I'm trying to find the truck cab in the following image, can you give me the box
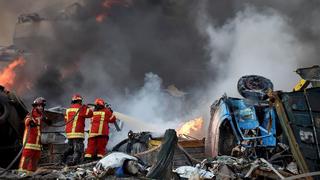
[206,66,320,175]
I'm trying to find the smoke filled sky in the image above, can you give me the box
[0,0,320,136]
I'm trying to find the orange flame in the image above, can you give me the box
[0,57,25,89]
[96,0,131,23]
[102,0,116,8]
[176,117,204,137]
[96,13,107,22]
[102,0,130,8]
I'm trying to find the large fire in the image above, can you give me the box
[176,117,204,138]
[96,0,131,23]
[0,57,25,89]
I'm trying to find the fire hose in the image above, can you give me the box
[0,126,30,176]
[46,105,84,127]
[0,104,118,175]
[43,104,121,146]
[0,106,83,175]
[46,104,120,131]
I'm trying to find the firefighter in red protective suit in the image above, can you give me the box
[61,94,93,165]
[84,98,116,161]
[19,97,46,174]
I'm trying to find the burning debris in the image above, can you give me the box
[7,68,320,179]
[1,0,320,179]
[0,57,25,89]
[176,117,204,139]
[95,0,131,23]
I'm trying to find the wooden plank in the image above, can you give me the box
[178,139,205,148]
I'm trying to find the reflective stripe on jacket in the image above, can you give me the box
[65,103,93,139]
[89,108,116,138]
[23,109,42,151]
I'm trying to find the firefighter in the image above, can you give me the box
[84,98,116,161]
[62,94,93,165]
[19,97,46,174]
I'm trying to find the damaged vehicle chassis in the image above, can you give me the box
[206,95,278,159]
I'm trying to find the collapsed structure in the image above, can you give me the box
[205,65,320,179]
[0,66,319,179]
[0,1,320,179]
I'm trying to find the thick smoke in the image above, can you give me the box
[122,73,182,123]
[198,1,320,101]
[11,1,210,105]
[1,0,320,142]
[108,72,184,147]
[6,0,210,141]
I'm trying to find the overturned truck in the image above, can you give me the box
[0,86,28,168]
[206,65,320,178]
[1,66,320,179]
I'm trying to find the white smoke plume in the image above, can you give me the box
[108,72,184,147]
[198,4,319,100]
[1,1,320,147]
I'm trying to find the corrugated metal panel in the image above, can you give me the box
[281,88,320,172]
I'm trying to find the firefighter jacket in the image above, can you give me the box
[65,103,93,139]
[88,107,116,138]
[22,109,42,151]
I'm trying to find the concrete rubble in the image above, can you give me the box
[0,131,306,180]
[1,67,320,179]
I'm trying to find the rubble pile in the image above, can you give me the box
[0,145,301,180]
[0,67,320,179]
[0,130,305,180]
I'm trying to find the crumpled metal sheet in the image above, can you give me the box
[95,152,138,171]
[173,165,214,179]
[296,65,320,81]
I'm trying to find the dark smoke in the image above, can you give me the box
[1,0,320,137]
[11,1,211,107]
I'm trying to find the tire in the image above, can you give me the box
[218,122,236,155]
[7,92,28,119]
[237,75,273,101]
[6,106,24,138]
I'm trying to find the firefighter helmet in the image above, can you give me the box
[72,94,83,101]
[32,97,46,107]
[95,98,105,106]
[128,130,134,139]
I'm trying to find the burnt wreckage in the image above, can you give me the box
[206,65,320,178]
[0,67,319,179]
[1,4,320,178]
[0,86,28,168]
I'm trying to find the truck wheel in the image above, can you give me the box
[8,92,28,118]
[237,75,273,101]
[218,122,236,155]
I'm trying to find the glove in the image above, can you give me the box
[29,120,36,127]
[108,107,113,113]
[43,116,52,125]
[42,115,48,121]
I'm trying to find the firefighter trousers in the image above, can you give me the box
[85,135,108,158]
[19,149,41,173]
[61,138,84,165]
